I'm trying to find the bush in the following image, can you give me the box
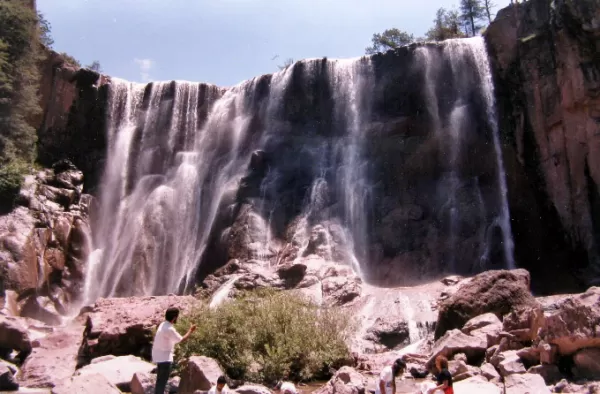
[175,289,353,384]
[0,159,26,207]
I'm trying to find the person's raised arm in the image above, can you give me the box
[179,324,196,343]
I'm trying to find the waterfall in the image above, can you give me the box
[84,38,514,300]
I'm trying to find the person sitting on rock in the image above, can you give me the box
[375,358,407,394]
[275,381,298,394]
[427,355,453,394]
[152,307,196,394]
[209,375,229,394]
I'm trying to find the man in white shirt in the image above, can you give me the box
[152,307,196,394]
[375,359,407,394]
[208,375,229,394]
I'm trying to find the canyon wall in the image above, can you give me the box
[23,0,600,297]
[486,0,600,291]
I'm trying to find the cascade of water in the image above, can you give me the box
[415,38,514,272]
[209,275,241,309]
[84,41,514,301]
[468,37,515,269]
[330,58,374,276]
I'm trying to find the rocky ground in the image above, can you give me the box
[0,268,598,393]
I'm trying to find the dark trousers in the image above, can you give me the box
[155,362,172,394]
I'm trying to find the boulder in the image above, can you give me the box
[0,316,32,357]
[19,323,84,388]
[453,365,481,382]
[538,287,600,355]
[130,372,180,394]
[427,329,487,369]
[74,355,154,392]
[516,347,540,367]
[502,306,545,342]
[234,384,272,394]
[528,364,563,385]
[0,360,19,391]
[434,269,538,339]
[179,356,224,394]
[82,295,195,359]
[504,373,551,394]
[448,360,468,376]
[453,376,502,394]
[462,313,502,334]
[19,297,62,326]
[469,323,502,349]
[364,317,409,349]
[537,341,558,365]
[572,347,600,380]
[494,350,527,377]
[480,363,500,381]
[51,373,120,394]
[313,366,366,394]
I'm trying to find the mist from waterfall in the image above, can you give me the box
[84,37,514,300]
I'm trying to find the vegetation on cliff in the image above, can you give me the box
[175,289,352,384]
[0,1,51,204]
[365,0,495,53]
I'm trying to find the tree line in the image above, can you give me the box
[365,0,496,54]
[0,0,102,206]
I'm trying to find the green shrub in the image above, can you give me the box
[175,289,353,384]
[0,159,26,207]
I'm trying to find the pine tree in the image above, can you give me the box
[483,0,496,23]
[426,8,466,41]
[460,0,486,36]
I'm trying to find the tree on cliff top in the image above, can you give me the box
[86,60,102,73]
[0,1,50,204]
[365,28,414,54]
[426,8,466,41]
[460,0,486,36]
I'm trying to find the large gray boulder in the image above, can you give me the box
[73,355,154,392]
[313,366,366,394]
[51,373,120,394]
[179,356,224,394]
[435,269,538,339]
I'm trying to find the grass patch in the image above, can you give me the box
[175,289,353,384]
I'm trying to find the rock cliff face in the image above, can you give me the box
[36,51,109,192]
[0,161,92,324]
[486,0,600,290]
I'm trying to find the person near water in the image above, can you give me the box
[427,355,453,394]
[375,358,407,394]
[275,381,298,394]
[152,307,196,394]
[208,376,229,394]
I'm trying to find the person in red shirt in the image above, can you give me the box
[427,355,453,394]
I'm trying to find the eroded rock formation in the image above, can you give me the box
[0,161,92,323]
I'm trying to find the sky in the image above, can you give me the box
[37,0,511,87]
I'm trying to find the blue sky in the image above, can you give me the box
[38,0,511,87]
